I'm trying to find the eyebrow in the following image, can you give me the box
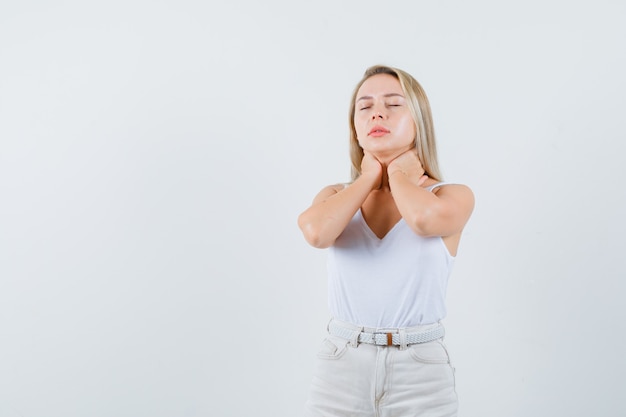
[356,93,405,102]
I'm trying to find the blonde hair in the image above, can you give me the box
[348,65,442,181]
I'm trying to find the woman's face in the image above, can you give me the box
[354,74,416,162]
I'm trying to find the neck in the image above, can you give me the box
[373,168,391,191]
[370,145,413,166]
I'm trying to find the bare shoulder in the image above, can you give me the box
[312,182,349,204]
[432,182,472,195]
[433,183,474,210]
[422,178,473,203]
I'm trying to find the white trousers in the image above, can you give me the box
[304,321,458,417]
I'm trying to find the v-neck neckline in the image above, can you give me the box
[357,208,404,241]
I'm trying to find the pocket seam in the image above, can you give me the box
[316,336,349,360]
[408,340,450,364]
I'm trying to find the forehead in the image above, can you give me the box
[357,73,404,97]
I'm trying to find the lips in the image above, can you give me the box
[368,125,390,137]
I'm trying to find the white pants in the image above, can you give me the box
[304,321,458,417]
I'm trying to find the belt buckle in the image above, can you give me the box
[373,332,394,346]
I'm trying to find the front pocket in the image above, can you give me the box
[316,335,349,360]
[408,340,450,364]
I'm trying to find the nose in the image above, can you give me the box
[371,111,384,120]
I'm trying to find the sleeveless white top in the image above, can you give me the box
[327,183,455,328]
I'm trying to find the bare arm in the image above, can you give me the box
[298,155,381,248]
[387,150,474,237]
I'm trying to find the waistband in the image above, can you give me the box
[327,318,445,349]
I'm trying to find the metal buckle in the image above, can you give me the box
[373,332,394,346]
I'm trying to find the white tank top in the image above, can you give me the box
[327,183,455,328]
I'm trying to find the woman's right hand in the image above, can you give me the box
[298,152,383,248]
[361,151,383,190]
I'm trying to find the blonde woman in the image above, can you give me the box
[298,65,474,417]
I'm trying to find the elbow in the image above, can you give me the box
[298,215,333,249]
[301,225,333,248]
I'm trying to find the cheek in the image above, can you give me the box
[397,117,416,140]
[354,117,368,137]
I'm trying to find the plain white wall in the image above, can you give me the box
[1,1,625,416]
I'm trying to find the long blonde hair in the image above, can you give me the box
[348,65,442,181]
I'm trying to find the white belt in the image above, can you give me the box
[328,320,444,346]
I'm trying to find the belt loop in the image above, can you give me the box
[349,327,360,347]
[398,329,408,350]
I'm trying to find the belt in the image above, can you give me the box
[328,319,444,346]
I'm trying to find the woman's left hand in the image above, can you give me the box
[387,149,426,183]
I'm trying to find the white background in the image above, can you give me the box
[1,1,625,416]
